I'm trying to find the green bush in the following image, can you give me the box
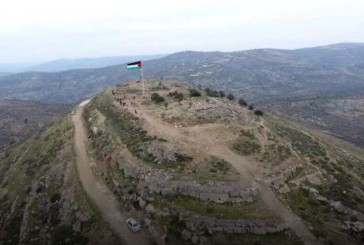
[50,192,61,203]
[239,99,248,106]
[151,93,165,103]
[227,93,235,100]
[254,110,264,116]
[189,88,201,97]
[168,91,184,101]
[205,88,222,97]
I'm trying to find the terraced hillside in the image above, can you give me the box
[0,117,118,244]
[80,80,364,244]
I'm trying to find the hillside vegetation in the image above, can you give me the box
[0,117,118,244]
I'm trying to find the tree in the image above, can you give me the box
[151,93,165,103]
[205,88,222,97]
[227,93,235,100]
[189,88,201,97]
[254,110,264,116]
[248,105,254,110]
[219,91,225,97]
[238,99,247,106]
[168,91,183,102]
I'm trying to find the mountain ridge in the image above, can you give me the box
[0,54,167,73]
[1,42,364,104]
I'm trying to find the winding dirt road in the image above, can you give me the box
[72,100,151,245]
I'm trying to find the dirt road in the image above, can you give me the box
[72,101,151,245]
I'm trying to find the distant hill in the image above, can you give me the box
[25,54,167,72]
[0,63,31,73]
[0,54,167,73]
[1,42,363,104]
[0,72,11,78]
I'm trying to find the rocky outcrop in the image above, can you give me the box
[304,186,364,233]
[161,98,256,126]
[147,141,177,164]
[266,164,303,189]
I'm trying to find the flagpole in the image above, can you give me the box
[141,66,145,96]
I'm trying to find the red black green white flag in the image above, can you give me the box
[126,61,142,70]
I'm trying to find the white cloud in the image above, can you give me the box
[0,0,363,62]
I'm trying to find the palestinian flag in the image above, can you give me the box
[126,61,142,70]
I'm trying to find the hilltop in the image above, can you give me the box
[1,80,364,244]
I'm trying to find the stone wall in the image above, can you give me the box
[176,211,286,243]
[119,158,256,203]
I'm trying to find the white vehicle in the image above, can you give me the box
[126,218,141,232]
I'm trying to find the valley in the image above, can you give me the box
[0,99,70,150]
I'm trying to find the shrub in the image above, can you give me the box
[168,91,184,101]
[189,89,201,97]
[151,93,165,103]
[227,93,235,100]
[254,110,264,116]
[204,88,226,97]
[238,99,247,106]
[248,105,254,110]
[50,192,61,203]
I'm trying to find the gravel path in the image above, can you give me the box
[72,100,151,245]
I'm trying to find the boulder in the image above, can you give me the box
[191,236,199,244]
[138,197,146,208]
[146,204,156,214]
[181,229,192,241]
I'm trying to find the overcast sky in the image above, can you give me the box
[1,0,363,63]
